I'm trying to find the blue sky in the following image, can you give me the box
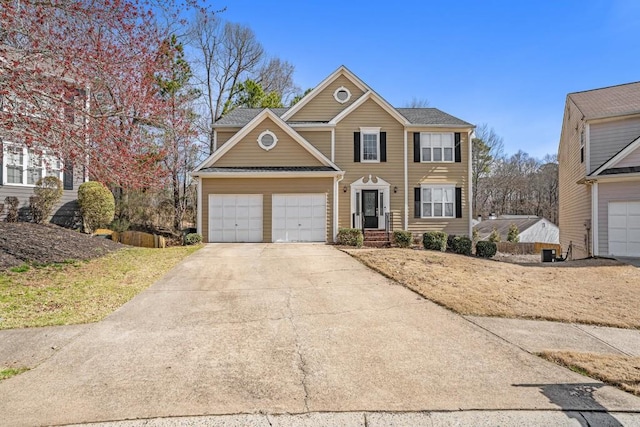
[216,0,640,160]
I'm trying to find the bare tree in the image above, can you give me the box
[403,97,430,108]
[472,124,504,216]
[256,57,298,105]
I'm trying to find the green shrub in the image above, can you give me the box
[393,230,413,248]
[78,182,115,233]
[4,196,19,222]
[337,228,363,248]
[423,231,447,251]
[488,227,501,243]
[110,217,130,232]
[507,223,520,243]
[29,176,63,224]
[451,236,472,256]
[476,241,497,258]
[184,233,202,245]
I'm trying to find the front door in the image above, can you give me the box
[362,190,379,229]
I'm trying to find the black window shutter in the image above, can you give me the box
[454,132,461,163]
[414,187,421,218]
[413,133,420,162]
[380,132,387,162]
[63,160,74,190]
[455,187,462,218]
[353,132,361,162]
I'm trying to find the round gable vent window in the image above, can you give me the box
[257,130,278,151]
[333,86,351,104]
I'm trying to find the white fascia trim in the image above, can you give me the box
[406,124,474,130]
[281,65,368,121]
[331,128,335,163]
[585,123,590,174]
[192,171,344,179]
[591,134,640,176]
[213,129,217,152]
[197,177,202,236]
[403,130,408,230]
[468,129,474,238]
[289,123,335,130]
[330,91,410,126]
[592,182,598,256]
[590,172,640,182]
[194,109,340,172]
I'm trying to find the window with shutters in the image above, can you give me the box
[420,132,454,162]
[2,142,63,186]
[421,185,455,218]
[360,127,380,163]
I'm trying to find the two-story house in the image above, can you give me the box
[191,66,474,243]
[559,82,640,259]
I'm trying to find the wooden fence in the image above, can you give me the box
[495,242,561,255]
[95,229,166,248]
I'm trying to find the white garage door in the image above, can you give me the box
[209,194,263,243]
[608,201,640,257]
[272,194,326,243]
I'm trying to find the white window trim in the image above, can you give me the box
[333,86,351,104]
[420,132,455,163]
[360,127,380,163]
[1,142,63,187]
[257,129,278,151]
[420,184,456,219]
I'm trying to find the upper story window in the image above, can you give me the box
[2,142,63,186]
[257,130,278,151]
[333,86,351,104]
[360,127,380,162]
[421,132,454,162]
[422,185,455,218]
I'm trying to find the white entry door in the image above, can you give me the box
[608,201,640,256]
[272,194,326,242]
[209,194,263,242]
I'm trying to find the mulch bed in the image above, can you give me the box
[0,222,123,270]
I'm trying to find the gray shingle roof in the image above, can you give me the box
[214,108,288,126]
[198,166,338,173]
[569,82,640,120]
[395,108,472,126]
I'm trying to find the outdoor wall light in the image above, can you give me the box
[343,186,347,193]
[394,186,398,193]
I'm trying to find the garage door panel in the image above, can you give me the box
[272,194,326,243]
[609,203,627,215]
[209,194,263,243]
[629,203,640,215]
[608,201,640,257]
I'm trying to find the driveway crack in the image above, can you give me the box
[286,289,310,412]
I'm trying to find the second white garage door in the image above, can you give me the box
[609,201,640,257]
[272,194,326,242]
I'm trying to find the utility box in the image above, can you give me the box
[541,249,556,263]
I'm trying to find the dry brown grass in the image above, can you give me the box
[540,351,640,396]
[345,248,640,328]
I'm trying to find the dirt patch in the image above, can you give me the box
[345,247,640,329]
[540,351,640,397]
[0,223,122,270]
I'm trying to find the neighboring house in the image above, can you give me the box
[474,215,559,244]
[559,81,640,258]
[191,66,474,243]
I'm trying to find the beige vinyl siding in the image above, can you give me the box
[216,131,237,149]
[407,130,470,236]
[290,75,365,122]
[201,177,334,243]
[559,98,591,259]
[214,118,325,167]
[333,98,405,230]
[597,180,640,256]
[615,144,640,168]
[297,130,332,160]
[590,116,640,172]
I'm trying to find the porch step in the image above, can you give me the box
[363,230,391,247]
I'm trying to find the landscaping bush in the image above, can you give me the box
[393,230,413,248]
[337,228,363,248]
[507,223,520,243]
[184,233,202,245]
[446,234,457,250]
[78,182,115,233]
[110,217,130,232]
[476,240,497,258]
[29,176,63,224]
[4,196,19,223]
[451,236,472,256]
[488,227,501,243]
[423,231,447,251]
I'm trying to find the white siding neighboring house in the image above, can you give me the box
[474,216,559,244]
[558,81,640,259]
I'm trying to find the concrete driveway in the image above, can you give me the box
[2,244,640,426]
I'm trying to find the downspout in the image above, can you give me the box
[591,181,598,257]
[331,128,335,163]
[468,129,474,237]
[197,176,203,238]
[334,173,345,242]
[403,129,408,230]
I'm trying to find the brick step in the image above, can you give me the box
[364,236,390,242]
[363,240,391,248]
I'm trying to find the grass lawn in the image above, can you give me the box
[346,248,640,328]
[540,351,640,397]
[0,245,201,329]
